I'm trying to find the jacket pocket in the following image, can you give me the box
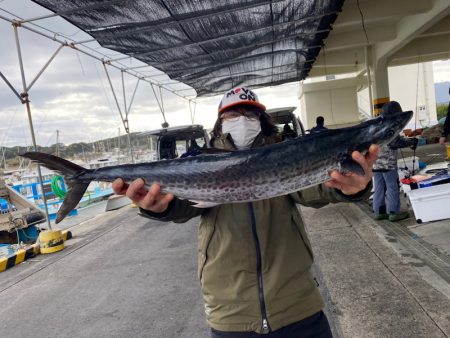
[292,208,314,261]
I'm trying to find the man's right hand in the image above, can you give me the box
[439,136,447,145]
[112,178,174,213]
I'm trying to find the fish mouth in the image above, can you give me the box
[381,110,413,123]
[356,110,413,148]
[378,110,413,130]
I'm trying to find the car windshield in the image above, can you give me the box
[176,137,206,155]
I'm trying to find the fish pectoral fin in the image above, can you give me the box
[339,156,365,176]
[189,200,220,208]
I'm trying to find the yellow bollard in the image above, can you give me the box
[38,230,65,254]
[446,145,450,160]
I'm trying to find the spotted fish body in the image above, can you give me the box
[21,110,412,223]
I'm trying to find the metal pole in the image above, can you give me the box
[56,130,60,157]
[127,131,134,163]
[365,46,374,116]
[0,71,24,102]
[103,64,134,163]
[117,128,121,164]
[126,79,142,164]
[127,78,141,114]
[26,44,64,92]
[102,63,125,123]
[13,22,52,229]
[0,14,191,101]
[1,147,6,169]
[121,70,127,120]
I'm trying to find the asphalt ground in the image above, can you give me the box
[400,142,448,167]
[1,208,209,338]
[304,202,450,338]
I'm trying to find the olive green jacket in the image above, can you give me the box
[140,133,371,333]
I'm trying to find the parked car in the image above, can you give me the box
[266,107,305,140]
[143,124,210,160]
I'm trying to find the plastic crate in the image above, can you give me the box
[407,183,450,223]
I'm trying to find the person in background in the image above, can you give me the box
[282,123,296,140]
[180,139,201,158]
[372,101,418,222]
[439,85,450,145]
[113,86,378,338]
[309,116,328,134]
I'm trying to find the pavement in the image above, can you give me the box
[1,206,209,338]
[0,174,449,337]
[304,202,450,338]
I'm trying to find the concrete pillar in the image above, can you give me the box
[371,60,390,116]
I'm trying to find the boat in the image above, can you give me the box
[0,173,46,265]
[4,165,114,221]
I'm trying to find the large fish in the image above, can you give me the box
[21,110,412,223]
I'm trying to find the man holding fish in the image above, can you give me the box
[23,85,412,337]
[112,87,380,337]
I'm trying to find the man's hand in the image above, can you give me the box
[439,136,446,145]
[325,144,379,195]
[112,178,174,213]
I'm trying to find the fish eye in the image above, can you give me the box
[386,129,394,137]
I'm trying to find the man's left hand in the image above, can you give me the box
[325,144,379,195]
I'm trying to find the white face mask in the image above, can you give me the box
[222,116,261,150]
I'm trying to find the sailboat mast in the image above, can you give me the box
[56,129,59,157]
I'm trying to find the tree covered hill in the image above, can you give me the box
[1,132,154,164]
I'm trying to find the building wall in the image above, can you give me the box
[299,77,361,129]
[299,62,437,130]
[388,62,437,128]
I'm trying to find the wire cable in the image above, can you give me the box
[356,0,370,45]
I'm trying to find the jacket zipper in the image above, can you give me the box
[248,203,270,333]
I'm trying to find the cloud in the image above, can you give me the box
[0,24,199,146]
[0,1,301,148]
[433,60,450,83]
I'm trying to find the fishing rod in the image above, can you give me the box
[399,57,423,178]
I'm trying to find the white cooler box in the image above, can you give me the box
[407,183,450,223]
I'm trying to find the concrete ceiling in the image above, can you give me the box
[310,0,450,77]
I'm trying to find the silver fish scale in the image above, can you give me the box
[20,112,413,224]
[80,111,413,205]
[153,143,340,203]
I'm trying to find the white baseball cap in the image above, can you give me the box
[218,87,266,113]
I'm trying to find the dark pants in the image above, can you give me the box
[210,311,333,338]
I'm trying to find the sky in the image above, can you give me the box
[1,1,449,148]
[0,1,300,148]
[433,60,450,83]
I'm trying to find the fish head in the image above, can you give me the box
[364,110,413,146]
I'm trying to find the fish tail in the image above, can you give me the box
[20,152,92,224]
